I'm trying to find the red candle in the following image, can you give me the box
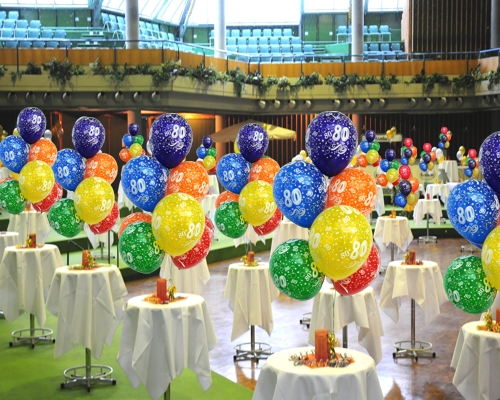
[247,251,254,263]
[315,329,329,362]
[82,250,91,268]
[157,278,167,302]
[29,233,36,248]
[426,193,431,200]
[496,308,500,323]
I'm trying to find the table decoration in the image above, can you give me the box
[15,243,44,249]
[143,279,187,305]
[477,311,500,332]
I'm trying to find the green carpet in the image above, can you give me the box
[0,313,253,400]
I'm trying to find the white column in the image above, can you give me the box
[351,0,364,62]
[214,0,226,58]
[126,0,140,49]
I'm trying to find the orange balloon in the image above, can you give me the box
[446,133,452,142]
[119,148,131,163]
[118,212,152,238]
[408,177,420,193]
[215,190,239,208]
[325,168,377,218]
[166,161,210,202]
[249,158,280,184]
[28,139,57,166]
[84,153,118,184]
[357,154,368,168]
[430,151,436,162]
[376,174,388,187]
[411,146,417,157]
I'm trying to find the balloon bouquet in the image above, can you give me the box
[270,112,380,301]
[196,136,217,173]
[456,146,479,179]
[119,122,145,162]
[356,130,381,168]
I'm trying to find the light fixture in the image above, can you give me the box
[273,100,281,109]
[332,99,341,109]
[62,92,71,103]
[483,95,491,105]
[43,92,53,102]
[363,99,372,108]
[348,99,356,108]
[96,92,107,102]
[455,97,463,107]
[25,91,35,103]
[151,91,161,102]
[258,100,266,109]
[377,98,387,108]
[424,97,432,107]
[304,100,312,108]
[7,92,17,102]
[438,97,447,106]
[408,98,417,107]
[288,99,296,108]
[115,91,124,102]
[133,91,142,102]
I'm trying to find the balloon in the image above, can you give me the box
[47,199,83,238]
[468,159,476,169]
[430,151,436,162]
[478,133,500,192]
[202,155,216,171]
[84,153,118,184]
[423,143,432,152]
[236,123,269,163]
[196,146,207,159]
[357,155,368,167]
[28,139,57,166]
[234,141,240,154]
[395,193,407,207]
[309,205,372,281]
[270,239,325,301]
[333,244,380,296]
[249,157,280,185]
[72,116,105,159]
[253,207,282,235]
[216,153,251,194]
[74,177,114,225]
[360,141,371,153]
[403,148,412,158]
[122,155,168,212]
[444,255,496,314]
[386,169,399,183]
[385,149,395,162]
[400,157,408,166]
[438,142,444,149]
[209,160,218,174]
[17,107,46,144]
[409,156,416,165]
[123,134,134,148]
[422,153,431,163]
[202,135,213,149]
[408,177,419,193]
[129,143,142,158]
[214,200,248,239]
[365,149,379,164]
[444,141,450,149]
[238,180,275,226]
[399,180,412,196]
[468,149,477,158]
[32,182,63,212]
[128,122,140,136]
[372,155,381,167]
[215,190,239,208]
[119,148,131,163]
[428,161,435,171]
[472,168,479,178]
[118,212,152,238]
[0,135,29,173]
[440,135,448,143]
[133,135,144,145]
[407,192,418,206]
[441,127,448,134]
[207,147,216,158]
[419,161,428,172]
[459,146,466,154]
[119,221,164,274]
[19,160,54,203]
[399,165,411,180]
[152,193,205,256]
[52,149,86,191]
[446,133,452,142]
[369,142,380,152]
[325,168,377,218]
[376,174,388,187]
[0,179,26,214]
[89,201,119,234]
[380,160,390,172]
[365,130,376,143]
[403,138,413,147]
[166,161,209,202]
[481,227,500,290]
[305,111,358,177]
[172,216,214,269]
[273,160,327,228]
[447,180,500,247]
[149,114,193,169]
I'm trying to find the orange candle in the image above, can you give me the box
[29,233,36,248]
[426,193,431,200]
[82,250,91,268]
[247,251,254,263]
[496,308,500,323]
[157,278,167,302]
[315,329,329,362]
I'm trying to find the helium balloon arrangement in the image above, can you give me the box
[419,142,435,174]
[119,123,144,162]
[357,130,381,168]
[456,146,479,178]
[437,126,452,151]
[196,136,217,173]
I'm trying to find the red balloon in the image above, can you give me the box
[172,216,214,269]
[32,182,63,212]
[468,149,477,158]
[393,177,401,186]
[441,126,448,134]
[216,191,239,208]
[89,202,119,234]
[423,143,432,153]
[118,212,152,238]
[253,208,282,235]
[399,165,411,180]
[333,244,381,295]
[208,161,218,174]
[403,138,413,147]
[372,155,381,167]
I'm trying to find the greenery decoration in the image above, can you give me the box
[486,67,500,90]
[277,76,292,91]
[187,63,220,86]
[10,61,41,83]
[379,73,399,91]
[406,69,451,93]
[452,65,482,93]
[295,72,323,89]
[42,58,84,86]
[151,59,183,87]
[90,58,152,85]
[0,65,6,77]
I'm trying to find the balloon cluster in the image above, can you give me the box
[196,136,217,173]
[386,126,397,141]
[399,137,418,167]
[456,146,479,178]
[119,123,144,162]
[419,142,436,173]
[357,130,380,167]
[437,126,452,151]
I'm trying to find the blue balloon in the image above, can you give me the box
[441,135,448,143]
[385,149,396,162]
[196,146,208,159]
[273,160,327,228]
[395,193,407,208]
[17,107,46,144]
[149,113,193,169]
[438,142,445,149]
[237,123,269,163]
[422,153,431,163]
[122,155,169,212]
[123,134,134,149]
[72,116,105,159]
[400,157,409,166]
[216,153,251,194]
[52,149,86,191]
[468,159,476,169]
[403,148,412,158]
[419,161,428,172]
[0,136,29,173]
[447,180,500,246]
[202,136,213,149]
[305,111,358,177]
[365,130,376,143]
[464,168,473,177]
[479,132,500,192]
[380,159,390,172]
[399,180,412,196]
[360,140,371,153]
[128,122,140,136]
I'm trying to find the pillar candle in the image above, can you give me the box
[247,251,254,263]
[157,278,167,302]
[29,233,36,248]
[315,329,329,362]
[82,250,91,268]
[496,308,500,323]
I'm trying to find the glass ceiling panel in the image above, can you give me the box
[2,0,87,5]
[157,0,186,24]
[368,0,403,12]
[304,0,350,12]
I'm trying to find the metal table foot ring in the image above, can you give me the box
[300,312,311,328]
[393,339,435,361]
[10,327,54,348]
[233,342,272,362]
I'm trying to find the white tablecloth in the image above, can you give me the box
[373,216,413,253]
[201,194,218,219]
[224,262,280,341]
[118,181,134,211]
[0,232,20,261]
[253,346,384,400]
[270,221,310,254]
[117,294,217,400]
[234,225,266,248]
[425,184,450,205]
[375,185,385,216]
[0,244,63,326]
[307,284,384,364]
[439,160,459,182]
[7,211,51,244]
[46,265,128,359]
[446,182,460,194]
[209,175,219,195]
[451,321,500,400]
[379,260,447,325]
[0,167,11,179]
[413,198,443,226]
[159,255,210,295]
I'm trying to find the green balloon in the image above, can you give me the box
[444,255,497,314]
[133,135,144,145]
[270,239,324,301]
[0,179,26,214]
[390,160,401,170]
[48,199,83,238]
[214,200,247,239]
[420,151,426,158]
[119,221,164,274]
[207,147,216,157]
[370,142,380,152]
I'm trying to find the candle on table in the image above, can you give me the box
[157,278,167,302]
[315,329,329,362]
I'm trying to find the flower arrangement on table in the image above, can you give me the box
[68,250,101,270]
[402,250,423,265]
[144,278,187,304]
[16,233,43,249]
[477,310,500,333]
[241,251,259,266]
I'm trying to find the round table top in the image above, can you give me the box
[387,260,438,269]
[5,243,58,253]
[228,261,270,271]
[127,293,205,310]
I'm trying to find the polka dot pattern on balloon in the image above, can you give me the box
[479,131,500,193]
[84,153,118,184]
[214,200,248,239]
[47,199,83,238]
[28,139,57,166]
[166,161,210,202]
[72,116,105,159]
[17,107,46,144]
[0,136,30,173]
[236,123,269,163]
[249,157,280,185]
[74,177,115,225]
[52,149,86,191]
[216,153,251,195]
[238,180,276,226]
[19,160,55,203]
[0,179,26,214]
[480,226,500,290]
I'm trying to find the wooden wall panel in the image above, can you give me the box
[302,63,344,77]
[345,62,383,76]
[424,60,471,75]
[259,64,302,78]
[69,49,115,65]
[479,56,499,73]
[116,50,163,65]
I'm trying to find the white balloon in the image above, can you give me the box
[146,140,152,155]
[43,129,52,140]
[457,151,463,161]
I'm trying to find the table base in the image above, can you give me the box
[233,325,272,363]
[393,339,435,361]
[460,244,479,253]
[299,312,311,328]
[60,348,116,392]
[418,214,437,244]
[10,314,54,349]
[380,243,396,275]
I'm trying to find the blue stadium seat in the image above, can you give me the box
[241,29,251,37]
[33,29,51,48]
[368,25,379,41]
[291,36,301,45]
[391,42,402,52]
[269,37,279,45]
[29,20,41,29]
[336,26,347,42]
[117,16,125,26]
[252,28,261,37]
[272,28,282,37]
[303,44,313,54]
[369,43,379,52]
[262,28,272,37]
[380,25,391,41]
[270,44,280,54]
[380,43,390,52]
[363,43,368,52]
[8,11,19,20]
[260,36,269,46]
[283,28,292,37]
[248,37,258,45]
[109,14,117,24]
[227,37,237,46]
[227,44,237,53]
[16,20,28,29]
[3,20,16,29]
[247,44,259,54]
[0,11,6,20]
[282,36,291,45]
[292,44,302,53]
[102,13,110,29]
[231,29,240,37]
[56,28,70,48]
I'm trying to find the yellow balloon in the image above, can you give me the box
[407,192,418,206]
[234,141,240,154]
[309,205,372,281]
[444,141,450,149]
[459,146,466,154]
[129,143,142,158]
[386,129,394,139]
[152,193,205,256]
[13,128,19,136]
[203,155,216,170]
[349,156,357,166]
[404,204,415,212]
[481,227,500,290]
[19,160,54,203]
[366,149,379,164]
[409,157,416,165]
[428,161,435,171]
[386,168,399,183]
[300,150,307,158]
[74,177,114,225]
[391,126,397,134]
[0,160,3,167]
[10,171,19,180]
[305,157,312,163]
[238,180,275,226]
[472,168,479,178]
[438,156,445,164]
